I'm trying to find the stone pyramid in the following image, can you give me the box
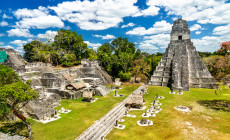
[149,19,217,91]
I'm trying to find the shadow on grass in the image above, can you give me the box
[0,121,28,137]
[197,100,230,112]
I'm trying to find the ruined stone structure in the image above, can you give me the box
[0,49,110,121]
[149,19,217,91]
[0,48,26,76]
[81,59,113,83]
[77,84,147,140]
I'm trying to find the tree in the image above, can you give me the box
[60,54,77,67]
[132,59,150,80]
[0,65,19,86]
[0,65,39,139]
[23,40,45,62]
[87,49,98,60]
[217,41,230,56]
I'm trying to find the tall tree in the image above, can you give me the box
[0,65,39,139]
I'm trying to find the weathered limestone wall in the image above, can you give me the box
[77,84,146,140]
[81,59,113,83]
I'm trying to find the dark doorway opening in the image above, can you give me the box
[178,35,182,40]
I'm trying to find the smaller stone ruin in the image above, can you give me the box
[126,84,148,109]
[137,119,153,126]
[114,78,122,86]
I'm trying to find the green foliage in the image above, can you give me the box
[0,65,19,87]
[0,65,39,118]
[87,49,98,60]
[23,29,88,66]
[198,52,214,58]
[203,55,230,82]
[60,54,76,67]
[0,121,29,137]
[0,81,39,116]
[118,71,132,81]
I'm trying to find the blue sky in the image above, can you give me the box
[0,0,230,54]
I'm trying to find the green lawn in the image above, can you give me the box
[106,86,230,140]
[31,84,140,140]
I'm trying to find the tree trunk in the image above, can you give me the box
[12,109,33,139]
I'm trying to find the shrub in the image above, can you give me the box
[118,71,132,81]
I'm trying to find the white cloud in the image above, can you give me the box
[3,13,12,19]
[138,34,170,53]
[190,24,203,31]
[14,6,48,19]
[0,45,14,49]
[37,30,57,42]
[133,6,160,17]
[15,47,24,53]
[15,15,64,29]
[213,24,230,35]
[93,34,116,40]
[50,0,139,30]
[126,20,172,35]
[0,21,8,26]
[7,28,33,38]
[148,0,230,24]
[195,31,201,35]
[138,42,159,50]
[10,40,28,47]
[14,6,64,29]
[84,41,101,50]
[121,22,135,28]
[192,34,230,52]
[0,42,4,45]
[0,33,5,37]
[143,34,170,47]
[27,39,33,42]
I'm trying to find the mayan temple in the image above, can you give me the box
[149,19,217,91]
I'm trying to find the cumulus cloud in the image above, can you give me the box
[0,21,8,26]
[14,6,64,29]
[195,31,201,35]
[15,47,24,53]
[14,6,48,19]
[84,41,101,50]
[50,0,139,30]
[3,13,12,19]
[93,34,116,40]
[190,24,203,31]
[121,22,135,28]
[0,42,4,45]
[10,40,28,47]
[0,45,14,49]
[192,34,230,52]
[143,34,170,47]
[148,0,230,24]
[133,5,160,17]
[126,20,172,35]
[138,42,159,50]
[213,24,230,35]
[7,28,33,38]
[37,30,58,42]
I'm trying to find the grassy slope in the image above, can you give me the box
[31,84,140,140]
[106,86,230,140]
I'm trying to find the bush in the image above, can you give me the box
[60,54,76,67]
[118,71,132,81]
